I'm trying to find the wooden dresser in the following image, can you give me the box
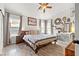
[16,36,24,44]
[65,42,75,56]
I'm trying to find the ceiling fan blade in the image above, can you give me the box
[39,3,42,5]
[38,6,42,9]
[45,3,48,5]
[39,3,48,5]
[47,6,52,8]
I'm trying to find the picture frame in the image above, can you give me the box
[28,17,37,26]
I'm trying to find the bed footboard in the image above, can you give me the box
[24,38,57,53]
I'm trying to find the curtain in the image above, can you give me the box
[39,20,41,33]
[5,12,10,45]
[51,19,53,34]
[44,20,47,34]
[18,16,22,35]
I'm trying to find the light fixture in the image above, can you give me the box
[38,3,52,13]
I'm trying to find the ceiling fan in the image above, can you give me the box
[38,3,52,13]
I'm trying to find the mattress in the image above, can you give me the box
[23,34,57,44]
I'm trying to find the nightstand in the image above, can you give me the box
[16,36,24,44]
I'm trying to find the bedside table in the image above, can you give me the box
[65,42,75,56]
[16,36,24,44]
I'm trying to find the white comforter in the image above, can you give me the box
[23,34,57,44]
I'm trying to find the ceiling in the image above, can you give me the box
[4,3,75,19]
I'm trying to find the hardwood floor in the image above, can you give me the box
[2,43,64,56]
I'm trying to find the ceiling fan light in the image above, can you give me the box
[43,6,46,9]
[38,3,52,13]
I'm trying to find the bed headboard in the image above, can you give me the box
[20,30,39,35]
[30,30,39,35]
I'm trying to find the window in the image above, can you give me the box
[41,20,45,34]
[41,20,51,34]
[37,19,40,30]
[47,20,51,34]
[40,20,52,34]
[9,14,20,36]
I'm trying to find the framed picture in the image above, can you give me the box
[28,17,37,26]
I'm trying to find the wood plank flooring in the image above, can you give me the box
[2,43,64,56]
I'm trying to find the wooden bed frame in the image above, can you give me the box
[24,38,57,53]
[20,30,57,53]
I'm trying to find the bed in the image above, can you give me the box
[23,34,57,53]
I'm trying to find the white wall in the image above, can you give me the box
[0,4,4,54]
